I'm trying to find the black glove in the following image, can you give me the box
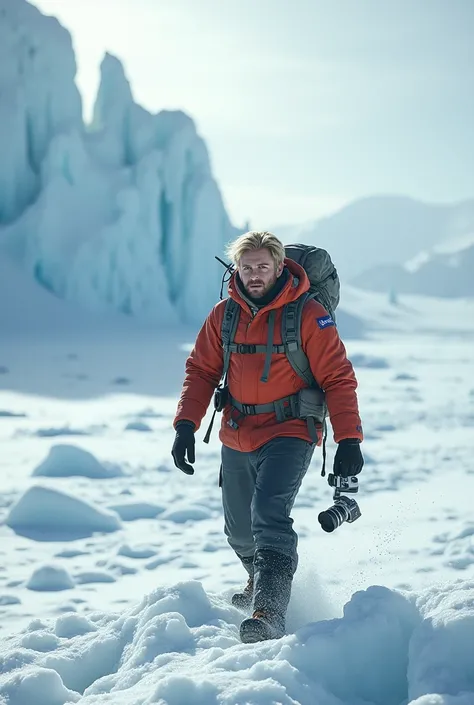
[172,421,196,475]
[333,438,364,478]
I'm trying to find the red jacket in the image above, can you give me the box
[174,258,363,452]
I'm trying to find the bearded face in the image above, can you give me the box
[238,248,283,298]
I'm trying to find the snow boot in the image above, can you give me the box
[231,554,254,609]
[231,575,254,609]
[239,549,293,643]
[239,609,285,642]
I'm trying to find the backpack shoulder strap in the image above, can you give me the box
[282,291,316,387]
[221,298,240,379]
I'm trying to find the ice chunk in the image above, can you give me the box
[0,0,239,326]
[5,485,122,540]
[32,444,123,479]
[108,502,165,521]
[26,565,75,592]
[0,0,82,225]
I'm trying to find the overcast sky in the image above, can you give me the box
[33,0,474,228]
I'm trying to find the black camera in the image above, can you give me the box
[318,474,361,533]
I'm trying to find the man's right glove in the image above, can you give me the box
[333,438,364,478]
[171,421,196,475]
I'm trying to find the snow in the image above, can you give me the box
[32,444,123,479]
[0,595,21,606]
[1,579,474,704]
[54,614,98,638]
[74,571,116,585]
[162,505,214,523]
[276,196,474,282]
[339,284,474,336]
[0,0,239,326]
[124,421,153,432]
[26,565,75,592]
[0,667,80,705]
[0,2,474,703]
[118,544,158,560]
[0,284,473,704]
[108,502,165,522]
[5,485,122,539]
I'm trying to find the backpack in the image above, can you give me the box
[204,244,339,470]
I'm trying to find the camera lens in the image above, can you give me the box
[318,503,349,533]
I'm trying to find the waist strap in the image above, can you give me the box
[229,393,299,422]
[228,392,320,447]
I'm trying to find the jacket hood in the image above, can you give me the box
[227,257,310,313]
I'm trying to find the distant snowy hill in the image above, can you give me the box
[274,196,474,285]
[0,0,239,325]
[351,233,474,298]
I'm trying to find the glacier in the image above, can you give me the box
[0,0,239,325]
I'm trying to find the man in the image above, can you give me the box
[172,231,363,643]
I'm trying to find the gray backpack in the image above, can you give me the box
[204,245,339,469]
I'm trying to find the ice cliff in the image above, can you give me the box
[0,0,238,325]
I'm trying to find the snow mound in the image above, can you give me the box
[117,544,158,559]
[134,408,163,419]
[26,565,75,592]
[31,427,89,438]
[108,501,165,521]
[5,485,122,540]
[350,353,390,369]
[0,595,21,606]
[32,444,123,479]
[54,614,97,639]
[73,571,116,585]
[0,578,472,704]
[0,667,80,705]
[124,421,152,432]
[162,505,212,523]
[430,523,474,571]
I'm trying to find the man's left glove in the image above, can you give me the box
[333,438,364,478]
[172,421,196,475]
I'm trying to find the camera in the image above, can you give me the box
[318,474,361,533]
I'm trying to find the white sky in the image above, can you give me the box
[32,0,474,228]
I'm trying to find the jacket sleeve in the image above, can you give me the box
[301,302,363,443]
[173,302,224,431]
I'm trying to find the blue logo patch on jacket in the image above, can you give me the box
[316,314,335,329]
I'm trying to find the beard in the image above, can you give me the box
[244,274,278,299]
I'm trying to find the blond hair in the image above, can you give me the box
[225,231,285,268]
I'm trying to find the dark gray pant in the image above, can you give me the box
[221,437,315,572]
